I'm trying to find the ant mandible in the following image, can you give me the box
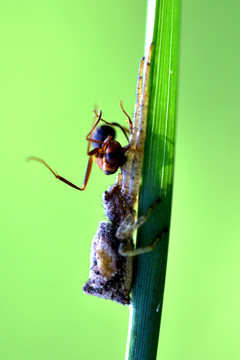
[27,102,132,191]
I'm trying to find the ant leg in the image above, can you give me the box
[86,110,103,155]
[27,155,94,191]
[120,100,133,134]
[86,110,102,140]
[116,197,162,240]
[118,227,168,257]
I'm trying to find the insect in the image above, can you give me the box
[89,103,132,175]
[82,45,168,305]
[27,103,132,190]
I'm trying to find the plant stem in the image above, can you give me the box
[126,0,180,359]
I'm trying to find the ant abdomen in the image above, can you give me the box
[91,125,116,149]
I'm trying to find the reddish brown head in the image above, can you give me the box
[102,141,127,174]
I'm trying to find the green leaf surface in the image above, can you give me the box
[126,0,180,358]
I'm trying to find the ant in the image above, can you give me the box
[27,102,133,190]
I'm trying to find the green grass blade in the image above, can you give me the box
[126,0,180,359]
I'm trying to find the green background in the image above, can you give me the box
[1,1,239,359]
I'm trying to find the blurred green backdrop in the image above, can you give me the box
[0,1,239,359]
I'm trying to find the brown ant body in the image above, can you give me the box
[28,103,132,190]
[90,124,122,174]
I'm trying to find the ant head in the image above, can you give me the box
[91,125,116,149]
[103,141,127,175]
